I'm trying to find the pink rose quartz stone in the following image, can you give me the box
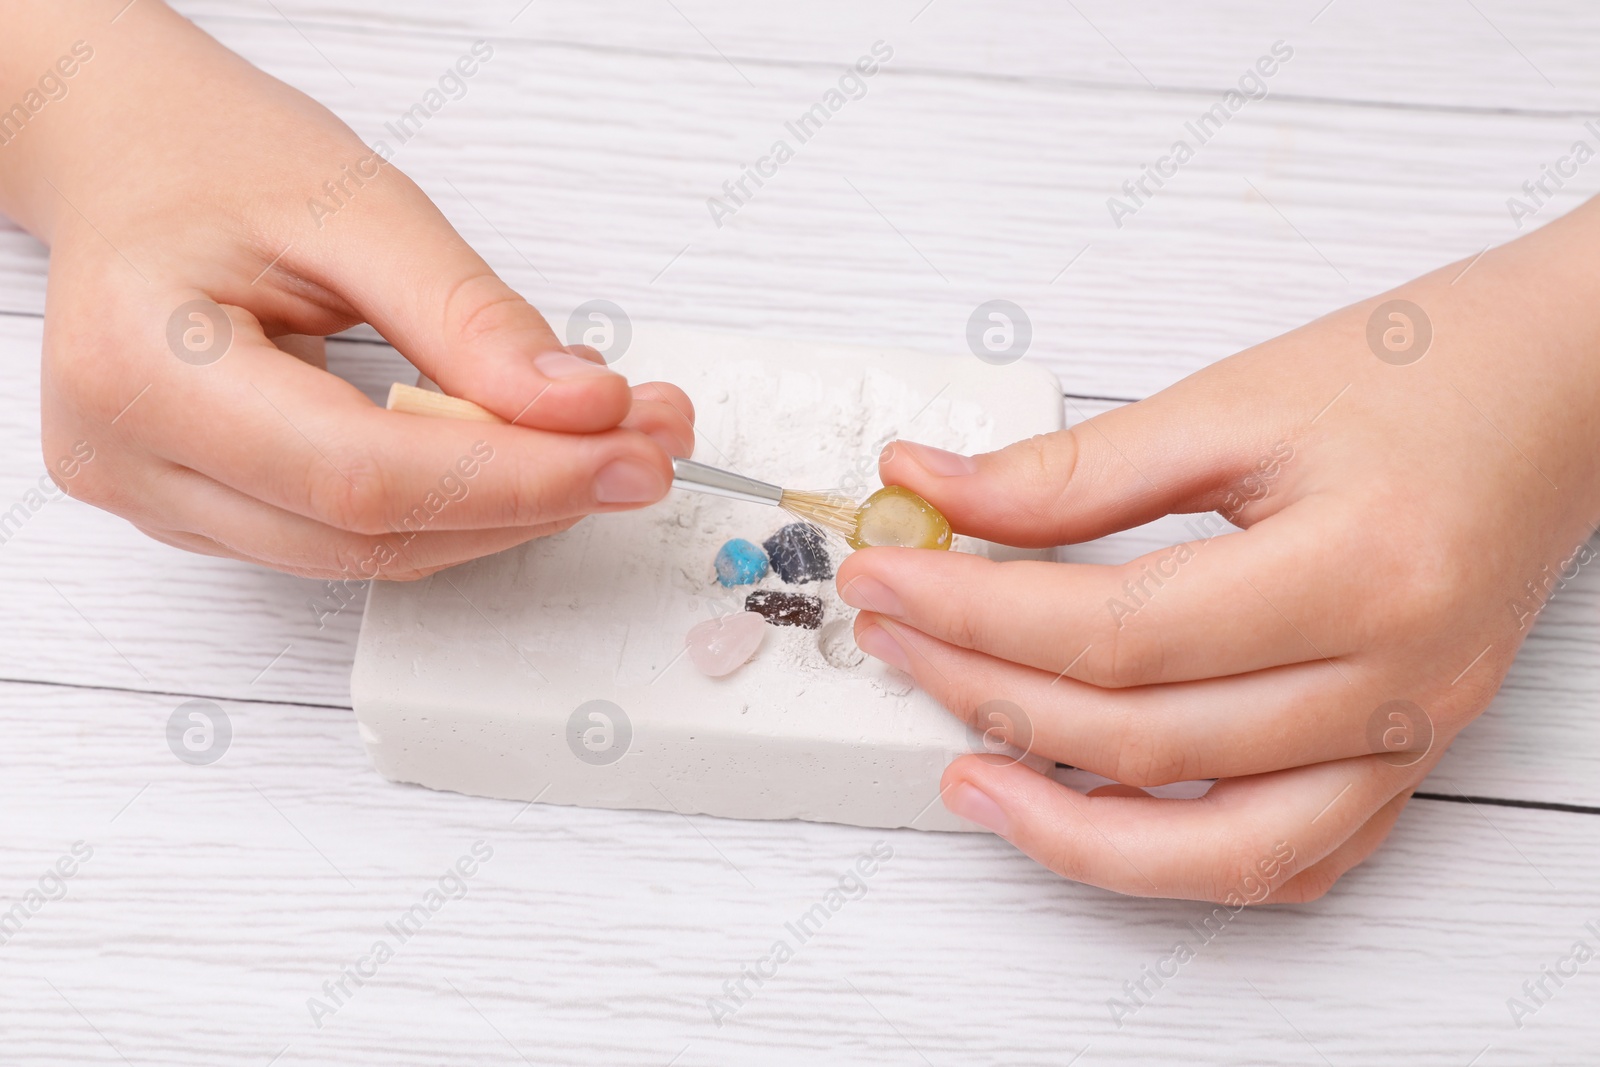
[686,611,767,677]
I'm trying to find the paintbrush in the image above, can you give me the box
[663,456,866,541]
[385,382,951,550]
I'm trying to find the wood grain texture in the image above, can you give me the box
[2,2,1599,1061]
[1,10,1598,401]
[1,680,1596,1066]
[172,0,1600,112]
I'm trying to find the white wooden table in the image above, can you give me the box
[3,2,1598,1063]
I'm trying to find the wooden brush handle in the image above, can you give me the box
[385,382,507,424]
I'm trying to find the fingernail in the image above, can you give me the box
[945,782,1010,836]
[900,441,978,476]
[564,343,607,365]
[594,459,665,503]
[856,622,911,672]
[536,350,617,381]
[839,575,905,617]
[879,442,897,465]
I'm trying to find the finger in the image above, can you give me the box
[277,164,633,433]
[621,398,694,458]
[850,612,1422,784]
[839,498,1362,687]
[141,463,576,579]
[131,523,234,560]
[140,321,673,534]
[272,333,327,370]
[938,753,1410,901]
[879,376,1306,548]
[1266,791,1411,903]
[623,381,697,458]
[630,380,695,427]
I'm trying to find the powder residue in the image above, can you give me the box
[656,360,996,690]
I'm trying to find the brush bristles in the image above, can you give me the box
[779,490,860,539]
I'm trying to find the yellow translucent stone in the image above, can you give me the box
[847,485,953,551]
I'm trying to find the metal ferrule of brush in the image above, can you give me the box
[671,458,784,506]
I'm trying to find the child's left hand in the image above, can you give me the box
[837,199,1600,901]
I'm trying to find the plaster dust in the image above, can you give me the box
[352,326,1064,832]
[660,358,993,694]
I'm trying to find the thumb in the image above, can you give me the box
[296,167,632,433]
[879,388,1287,548]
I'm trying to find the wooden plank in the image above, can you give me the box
[169,0,1600,112]
[0,678,1596,1065]
[1,20,1597,399]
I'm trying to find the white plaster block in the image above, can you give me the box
[352,325,1063,831]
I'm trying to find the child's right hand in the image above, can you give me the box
[2,1,693,579]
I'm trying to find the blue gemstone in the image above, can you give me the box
[763,523,832,584]
[714,538,770,587]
